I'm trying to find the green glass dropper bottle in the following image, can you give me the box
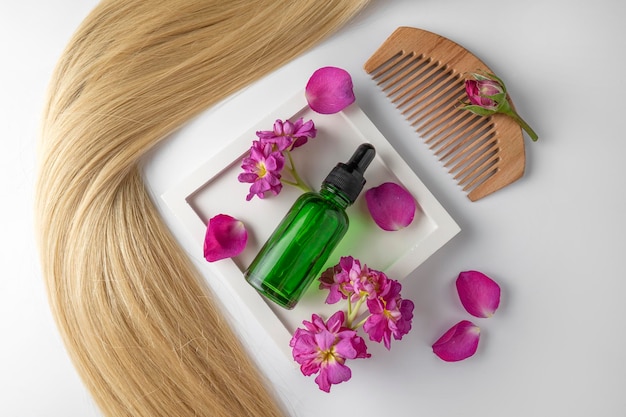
[244,143,376,309]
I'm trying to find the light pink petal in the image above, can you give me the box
[432,320,480,362]
[203,214,248,262]
[305,66,355,114]
[314,330,336,352]
[333,337,358,360]
[456,270,501,318]
[365,182,416,231]
[325,310,346,333]
[315,362,352,392]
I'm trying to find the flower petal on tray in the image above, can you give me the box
[365,182,416,231]
[203,214,248,262]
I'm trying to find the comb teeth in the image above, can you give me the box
[365,27,525,201]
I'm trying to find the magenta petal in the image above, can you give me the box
[365,182,416,231]
[203,214,248,262]
[432,320,480,362]
[305,66,355,114]
[456,270,501,318]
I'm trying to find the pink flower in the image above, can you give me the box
[319,263,348,304]
[456,270,501,318]
[363,280,414,350]
[256,118,317,151]
[290,311,370,392]
[319,257,390,303]
[203,214,248,262]
[432,320,481,362]
[465,78,504,111]
[237,140,285,200]
[318,257,415,353]
[348,264,390,302]
[305,66,355,114]
[289,117,317,148]
[463,72,538,141]
[365,182,417,231]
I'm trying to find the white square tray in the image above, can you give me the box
[162,91,460,357]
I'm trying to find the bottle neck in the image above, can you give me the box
[319,183,351,209]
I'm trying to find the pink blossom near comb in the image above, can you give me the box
[203,214,248,262]
[432,320,480,362]
[365,182,416,231]
[456,270,501,318]
[305,66,355,114]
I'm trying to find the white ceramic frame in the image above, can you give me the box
[162,91,460,357]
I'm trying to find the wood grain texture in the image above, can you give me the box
[364,27,525,201]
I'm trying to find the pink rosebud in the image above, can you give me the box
[203,214,248,262]
[456,270,501,318]
[305,66,355,114]
[465,78,504,111]
[365,182,416,231]
[462,72,538,141]
[432,320,480,362]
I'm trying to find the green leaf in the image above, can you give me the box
[472,72,491,81]
[486,92,507,103]
[487,72,507,90]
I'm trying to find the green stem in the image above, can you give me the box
[503,108,538,142]
[347,295,353,318]
[284,150,312,193]
[352,315,370,330]
[346,295,366,328]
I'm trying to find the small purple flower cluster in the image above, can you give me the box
[290,256,414,392]
[238,118,316,200]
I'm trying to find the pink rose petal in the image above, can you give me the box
[456,270,501,318]
[305,66,355,114]
[432,320,480,362]
[365,182,416,231]
[203,214,248,262]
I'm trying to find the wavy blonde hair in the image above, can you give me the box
[35,1,370,416]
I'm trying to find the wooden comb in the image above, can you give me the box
[364,27,525,201]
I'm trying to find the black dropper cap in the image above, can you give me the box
[322,143,376,204]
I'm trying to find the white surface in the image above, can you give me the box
[2,1,625,416]
[161,91,459,357]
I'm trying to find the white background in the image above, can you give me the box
[2,1,625,416]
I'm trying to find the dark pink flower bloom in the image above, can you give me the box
[319,263,348,304]
[290,117,317,148]
[365,182,416,231]
[465,78,504,111]
[290,311,370,392]
[456,270,501,318]
[349,264,390,302]
[432,320,480,362]
[256,118,316,151]
[238,140,285,200]
[363,280,414,350]
[319,257,391,303]
[203,214,248,262]
[305,66,355,114]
